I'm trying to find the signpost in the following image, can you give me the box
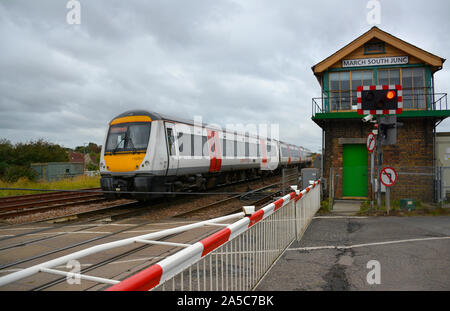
[366,132,376,153]
[380,166,398,214]
[380,166,398,187]
[367,132,376,209]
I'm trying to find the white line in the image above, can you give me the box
[0,227,51,231]
[288,236,450,252]
[313,216,368,219]
[27,231,113,236]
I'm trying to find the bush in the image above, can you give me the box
[2,165,38,183]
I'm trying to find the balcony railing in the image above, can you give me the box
[312,87,448,117]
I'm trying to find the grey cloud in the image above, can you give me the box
[0,0,449,151]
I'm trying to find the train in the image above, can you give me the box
[99,110,312,200]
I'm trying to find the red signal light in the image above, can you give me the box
[386,90,396,100]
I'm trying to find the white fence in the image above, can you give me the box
[108,180,321,291]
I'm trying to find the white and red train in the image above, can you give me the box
[99,110,312,200]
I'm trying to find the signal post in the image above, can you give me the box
[358,85,402,210]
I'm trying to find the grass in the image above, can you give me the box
[0,175,101,197]
[358,199,450,216]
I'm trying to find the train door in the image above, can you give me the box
[287,145,291,165]
[207,129,222,172]
[260,139,268,170]
[165,122,179,175]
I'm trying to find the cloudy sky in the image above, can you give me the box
[1,0,450,152]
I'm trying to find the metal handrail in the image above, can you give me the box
[312,87,447,116]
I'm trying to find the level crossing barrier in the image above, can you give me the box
[107,179,321,291]
[0,180,321,290]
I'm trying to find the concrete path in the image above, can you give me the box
[330,200,362,216]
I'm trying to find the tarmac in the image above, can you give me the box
[256,203,450,291]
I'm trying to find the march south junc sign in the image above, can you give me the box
[342,56,409,68]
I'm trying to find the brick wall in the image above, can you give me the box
[322,117,435,202]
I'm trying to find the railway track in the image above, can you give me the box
[173,182,283,218]
[0,176,290,290]
[0,188,107,220]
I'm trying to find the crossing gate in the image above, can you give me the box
[0,180,321,290]
[108,180,321,291]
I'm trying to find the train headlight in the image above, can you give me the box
[145,161,150,166]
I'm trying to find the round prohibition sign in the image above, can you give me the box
[366,132,376,153]
[380,166,398,187]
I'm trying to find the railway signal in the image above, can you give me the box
[357,85,403,115]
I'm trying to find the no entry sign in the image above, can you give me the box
[380,167,397,187]
[366,133,376,153]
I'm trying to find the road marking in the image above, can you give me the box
[288,236,450,251]
[26,231,113,236]
[313,216,368,219]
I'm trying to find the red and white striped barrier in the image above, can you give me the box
[107,179,321,291]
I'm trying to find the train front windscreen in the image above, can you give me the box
[105,123,151,154]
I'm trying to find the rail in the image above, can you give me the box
[107,179,321,291]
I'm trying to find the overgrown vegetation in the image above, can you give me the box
[0,139,101,183]
[358,199,450,216]
[318,200,330,213]
[0,175,101,197]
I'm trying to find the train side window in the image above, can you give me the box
[167,128,175,156]
[178,132,184,154]
[245,142,249,157]
[222,138,226,157]
[234,139,237,157]
[202,136,208,156]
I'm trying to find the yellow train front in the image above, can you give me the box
[100,110,311,201]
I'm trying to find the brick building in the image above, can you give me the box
[311,27,448,203]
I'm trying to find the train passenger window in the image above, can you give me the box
[245,142,249,157]
[234,140,237,158]
[202,136,208,156]
[192,135,202,157]
[222,138,226,157]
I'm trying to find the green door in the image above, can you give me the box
[343,144,367,197]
